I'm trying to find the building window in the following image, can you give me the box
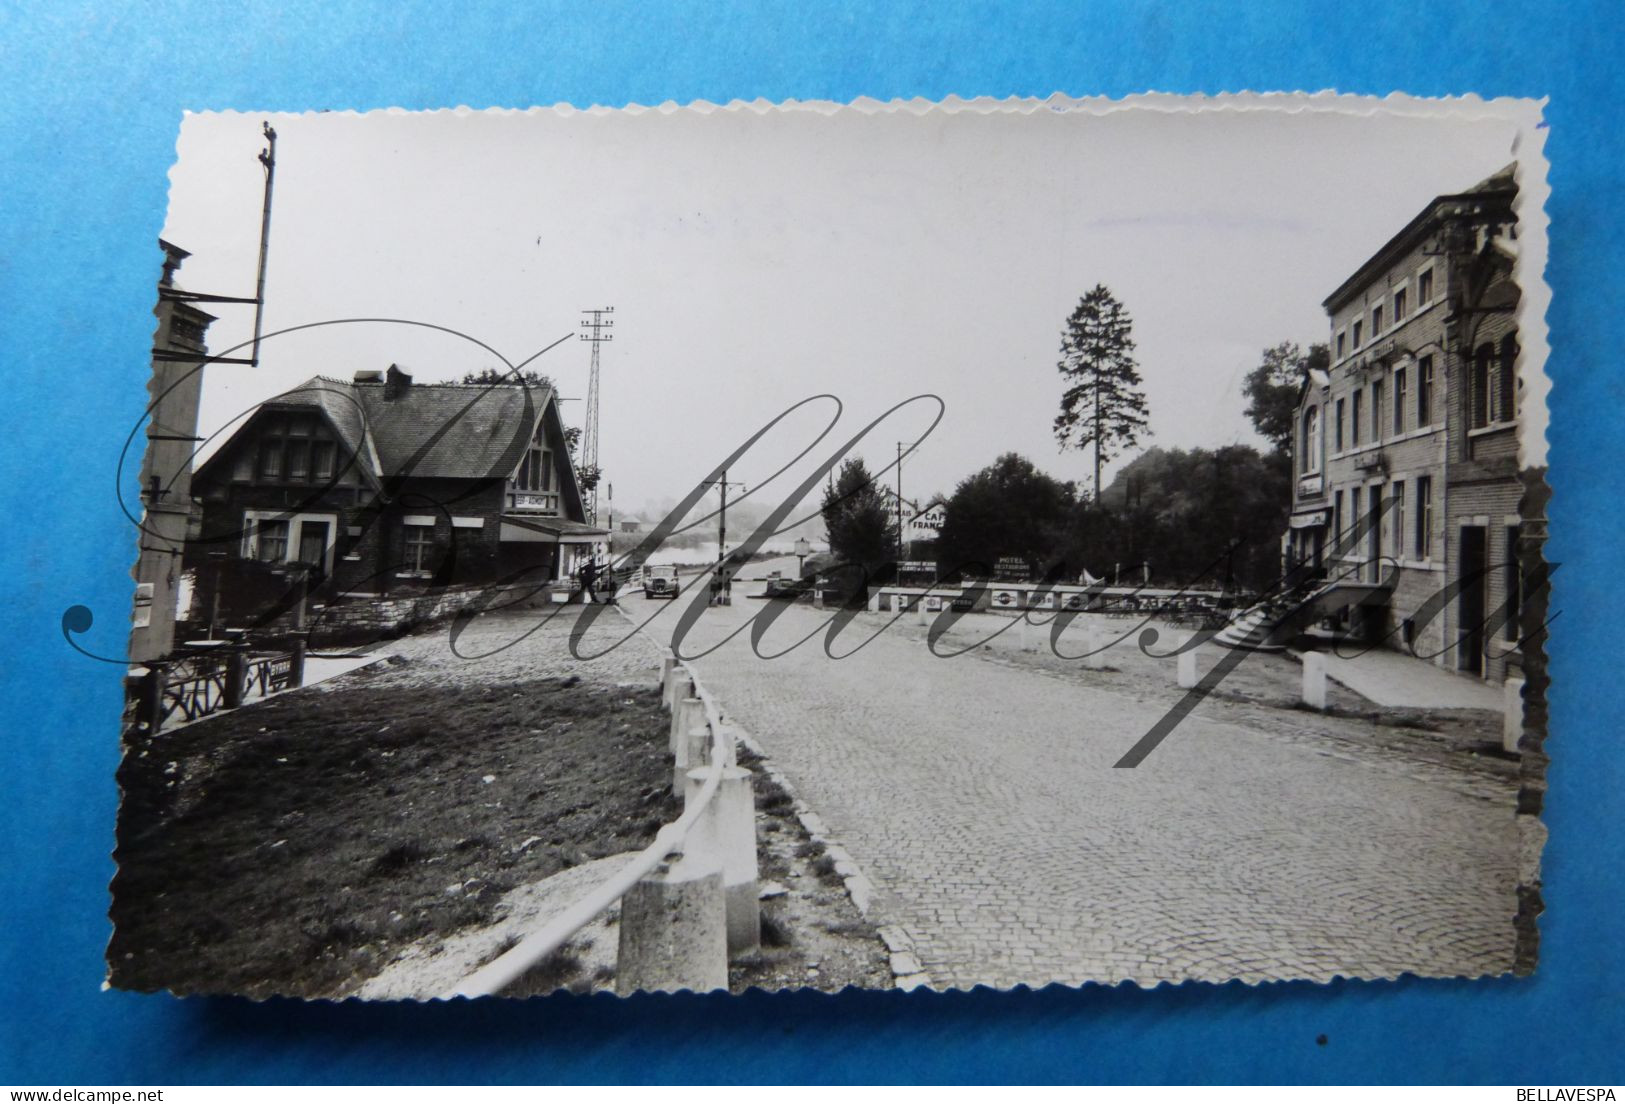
[1505,524,1522,641]
[1394,286,1408,322]
[403,523,435,575]
[1350,486,1362,555]
[516,443,552,492]
[1333,489,1343,545]
[254,518,290,563]
[313,440,336,481]
[1371,380,1384,442]
[1372,304,1384,336]
[1334,398,1345,452]
[1418,265,1434,304]
[1351,391,1363,446]
[1417,355,1434,426]
[1352,319,1363,348]
[1498,332,1519,423]
[232,450,253,482]
[1393,366,1407,436]
[1301,406,1321,474]
[1415,475,1432,559]
[286,439,310,481]
[1472,343,1494,427]
[258,439,282,479]
[1391,480,1405,560]
[1336,331,1346,359]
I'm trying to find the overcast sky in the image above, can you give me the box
[162,101,1523,522]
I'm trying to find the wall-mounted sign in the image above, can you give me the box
[995,556,1029,581]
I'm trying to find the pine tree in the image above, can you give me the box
[1054,284,1151,500]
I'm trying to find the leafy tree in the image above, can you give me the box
[1243,341,1329,456]
[1054,285,1151,500]
[1072,444,1290,592]
[461,366,556,389]
[936,453,1075,580]
[819,458,897,590]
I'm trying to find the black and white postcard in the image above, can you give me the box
[110,94,1552,999]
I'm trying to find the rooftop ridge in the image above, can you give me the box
[294,374,555,392]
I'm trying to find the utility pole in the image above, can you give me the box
[896,440,904,561]
[250,122,276,367]
[702,471,747,605]
[131,122,279,663]
[579,306,615,526]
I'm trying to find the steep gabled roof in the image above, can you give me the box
[199,372,587,511]
[353,378,546,481]
[259,377,382,480]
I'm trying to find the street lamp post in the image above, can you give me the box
[794,536,810,578]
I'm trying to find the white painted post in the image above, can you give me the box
[714,723,739,768]
[684,765,761,955]
[915,596,927,626]
[814,587,824,610]
[615,858,729,996]
[1503,677,1525,755]
[1301,652,1328,711]
[1081,616,1104,670]
[868,591,880,612]
[659,654,677,706]
[676,722,711,797]
[670,695,703,754]
[1177,633,1199,689]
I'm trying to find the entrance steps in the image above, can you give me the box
[1214,575,1394,653]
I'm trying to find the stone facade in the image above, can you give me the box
[1288,165,1525,683]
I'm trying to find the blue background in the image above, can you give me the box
[2,1,1620,1085]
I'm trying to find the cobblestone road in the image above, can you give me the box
[630,589,1519,990]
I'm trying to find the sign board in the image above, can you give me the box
[924,594,944,612]
[1026,591,1056,609]
[995,556,1029,581]
[991,588,1021,609]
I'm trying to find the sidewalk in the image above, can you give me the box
[1296,644,1503,710]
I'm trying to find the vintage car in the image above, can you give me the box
[642,564,680,599]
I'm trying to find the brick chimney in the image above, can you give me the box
[384,363,413,401]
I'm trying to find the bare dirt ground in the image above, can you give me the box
[110,671,679,999]
[110,604,889,999]
[728,745,891,993]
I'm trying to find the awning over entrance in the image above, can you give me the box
[1289,509,1330,529]
[499,514,611,544]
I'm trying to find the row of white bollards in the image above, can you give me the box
[615,656,761,995]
